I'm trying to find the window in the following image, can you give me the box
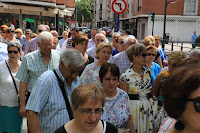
[184,0,198,15]
[138,0,142,12]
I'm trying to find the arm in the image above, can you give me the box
[157,56,163,70]
[19,81,28,117]
[127,115,136,133]
[119,80,129,93]
[27,110,41,133]
[153,73,162,98]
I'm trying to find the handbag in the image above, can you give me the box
[53,69,74,120]
[105,106,130,133]
[5,60,20,103]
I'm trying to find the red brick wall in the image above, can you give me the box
[56,0,75,8]
[138,0,184,16]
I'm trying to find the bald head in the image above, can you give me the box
[95,33,106,47]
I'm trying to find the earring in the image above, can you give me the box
[174,120,184,131]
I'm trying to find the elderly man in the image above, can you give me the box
[87,28,99,49]
[189,49,200,61]
[110,35,137,75]
[86,33,106,61]
[62,27,79,50]
[24,25,47,55]
[26,49,85,133]
[57,31,68,51]
[111,32,120,48]
[16,31,61,118]
[112,36,125,56]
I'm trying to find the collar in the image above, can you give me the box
[39,50,52,58]
[127,66,150,76]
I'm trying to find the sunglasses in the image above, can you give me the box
[25,33,31,35]
[187,97,200,112]
[1,31,6,33]
[15,32,19,34]
[38,30,45,32]
[8,50,18,54]
[7,31,15,33]
[147,53,156,56]
[139,53,147,58]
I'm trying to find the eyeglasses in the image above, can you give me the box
[1,31,6,33]
[96,39,105,42]
[15,32,19,34]
[186,97,200,112]
[77,107,103,116]
[7,31,15,34]
[38,30,46,33]
[147,53,156,56]
[8,50,18,54]
[139,53,147,58]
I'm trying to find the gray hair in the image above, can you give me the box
[95,33,105,40]
[25,29,32,33]
[124,35,139,44]
[37,24,47,31]
[189,49,200,58]
[60,48,85,68]
[7,41,22,52]
[112,32,120,37]
[38,31,53,43]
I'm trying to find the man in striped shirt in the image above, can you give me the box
[26,49,85,133]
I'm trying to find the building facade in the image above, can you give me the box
[0,0,74,34]
[95,0,200,41]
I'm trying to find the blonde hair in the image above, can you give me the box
[154,35,161,40]
[168,51,187,67]
[71,84,105,109]
[95,42,113,59]
[143,35,155,46]
[127,44,146,62]
[15,28,23,35]
[146,45,157,54]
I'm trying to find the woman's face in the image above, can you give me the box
[182,87,200,131]
[133,51,147,66]
[8,46,20,61]
[97,47,112,63]
[75,41,88,54]
[52,41,58,50]
[155,39,160,48]
[102,71,118,94]
[73,98,103,131]
[15,31,22,38]
[1,30,6,38]
[146,49,156,63]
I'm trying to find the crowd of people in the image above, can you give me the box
[0,24,200,133]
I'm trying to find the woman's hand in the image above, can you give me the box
[163,60,168,66]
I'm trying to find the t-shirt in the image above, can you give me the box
[54,120,118,133]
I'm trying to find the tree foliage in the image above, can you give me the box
[73,0,92,23]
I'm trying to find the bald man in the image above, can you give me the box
[86,33,106,61]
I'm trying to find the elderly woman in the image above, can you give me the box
[0,41,23,133]
[154,35,168,66]
[55,84,118,133]
[3,27,18,44]
[99,63,135,133]
[120,44,157,133]
[146,45,161,87]
[153,51,187,109]
[143,35,163,69]
[52,37,59,50]
[15,28,23,41]
[20,29,32,52]
[161,62,200,133]
[72,33,94,75]
[80,42,112,88]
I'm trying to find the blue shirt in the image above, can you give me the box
[191,34,197,44]
[112,48,119,56]
[20,37,28,52]
[150,62,161,88]
[0,43,8,61]
[26,68,82,133]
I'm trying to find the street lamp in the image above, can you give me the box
[162,0,176,49]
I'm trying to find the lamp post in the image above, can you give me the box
[162,0,176,49]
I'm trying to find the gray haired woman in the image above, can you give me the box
[0,41,23,133]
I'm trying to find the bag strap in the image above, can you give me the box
[5,60,18,96]
[53,69,74,120]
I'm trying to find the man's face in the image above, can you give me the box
[91,30,97,41]
[38,38,53,56]
[112,33,120,43]
[25,31,32,38]
[6,29,15,39]
[194,31,196,35]
[117,37,125,51]
[52,31,58,38]
[71,30,77,38]
[95,34,105,47]
[63,31,68,39]
[37,26,46,35]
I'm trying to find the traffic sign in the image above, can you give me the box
[112,0,127,14]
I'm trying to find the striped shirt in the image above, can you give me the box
[109,51,132,75]
[26,68,82,133]
[16,50,61,92]
[158,117,176,132]
[24,37,38,55]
